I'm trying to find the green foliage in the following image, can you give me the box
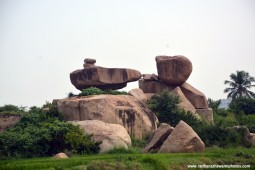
[196,125,243,147]
[78,87,128,96]
[229,97,255,115]
[0,103,100,158]
[147,91,201,127]
[208,98,221,111]
[224,70,255,99]
[0,104,26,115]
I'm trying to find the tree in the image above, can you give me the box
[224,70,255,99]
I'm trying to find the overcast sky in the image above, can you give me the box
[0,0,255,107]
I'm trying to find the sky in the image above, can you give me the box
[0,0,255,107]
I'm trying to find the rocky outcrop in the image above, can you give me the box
[142,74,159,81]
[56,95,157,139]
[142,123,174,153]
[70,120,131,153]
[196,108,213,123]
[53,153,68,159]
[158,121,205,153]
[70,58,141,91]
[170,87,197,114]
[139,79,175,93]
[231,126,255,146]
[180,83,208,109]
[0,113,21,132]
[156,55,192,85]
[128,88,147,103]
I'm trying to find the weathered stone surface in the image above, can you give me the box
[83,58,96,68]
[142,123,174,153]
[84,58,96,64]
[139,79,175,93]
[0,113,21,132]
[128,88,147,103]
[170,87,196,114]
[70,66,141,91]
[249,133,255,146]
[70,120,131,153]
[159,121,205,153]
[180,82,208,109]
[53,153,68,159]
[196,108,213,123]
[56,95,157,139]
[156,55,192,85]
[142,74,159,81]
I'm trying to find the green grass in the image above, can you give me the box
[1,147,255,170]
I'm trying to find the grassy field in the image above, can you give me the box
[0,147,255,170]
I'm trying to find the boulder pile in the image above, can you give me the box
[143,121,205,153]
[139,55,213,123]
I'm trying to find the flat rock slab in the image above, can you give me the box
[70,66,141,90]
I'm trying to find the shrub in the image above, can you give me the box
[147,90,201,127]
[229,97,255,115]
[0,104,26,115]
[78,87,128,96]
[0,104,100,158]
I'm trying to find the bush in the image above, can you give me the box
[147,91,201,127]
[0,104,26,115]
[78,87,128,96]
[229,97,255,115]
[0,104,100,158]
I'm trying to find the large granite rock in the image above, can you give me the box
[70,120,131,153]
[180,82,208,109]
[156,55,192,85]
[70,59,141,90]
[56,95,157,139]
[0,113,21,132]
[170,87,197,114]
[128,88,147,103]
[142,123,174,153]
[159,121,205,153]
[196,108,213,123]
[139,79,175,93]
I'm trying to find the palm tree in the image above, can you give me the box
[224,70,255,99]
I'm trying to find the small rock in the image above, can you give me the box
[53,152,68,159]
[84,58,96,64]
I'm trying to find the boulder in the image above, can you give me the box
[196,108,213,123]
[70,66,141,91]
[139,79,175,93]
[83,58,96,68]
[53,153,68,159]
[128,88,147,103]
[56,95,157,139]
[248,133,255,146]
[231,126,255,146]
[142,123,174,153]
[159,121,205,153]
[180,82,208,109]
[156,55,192,85]
[0,113,21,132]
[170,87,196,114]
[142,74,159,81]
[70,120,131,153]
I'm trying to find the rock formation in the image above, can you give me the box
[55,95,157,139]
[143,121,205,153]
[0,113,21,132]
[139,55,213,123]
[156,55,192,85]
[142,123,174,153]
[70,58,141,91]
[70,120,131,153]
